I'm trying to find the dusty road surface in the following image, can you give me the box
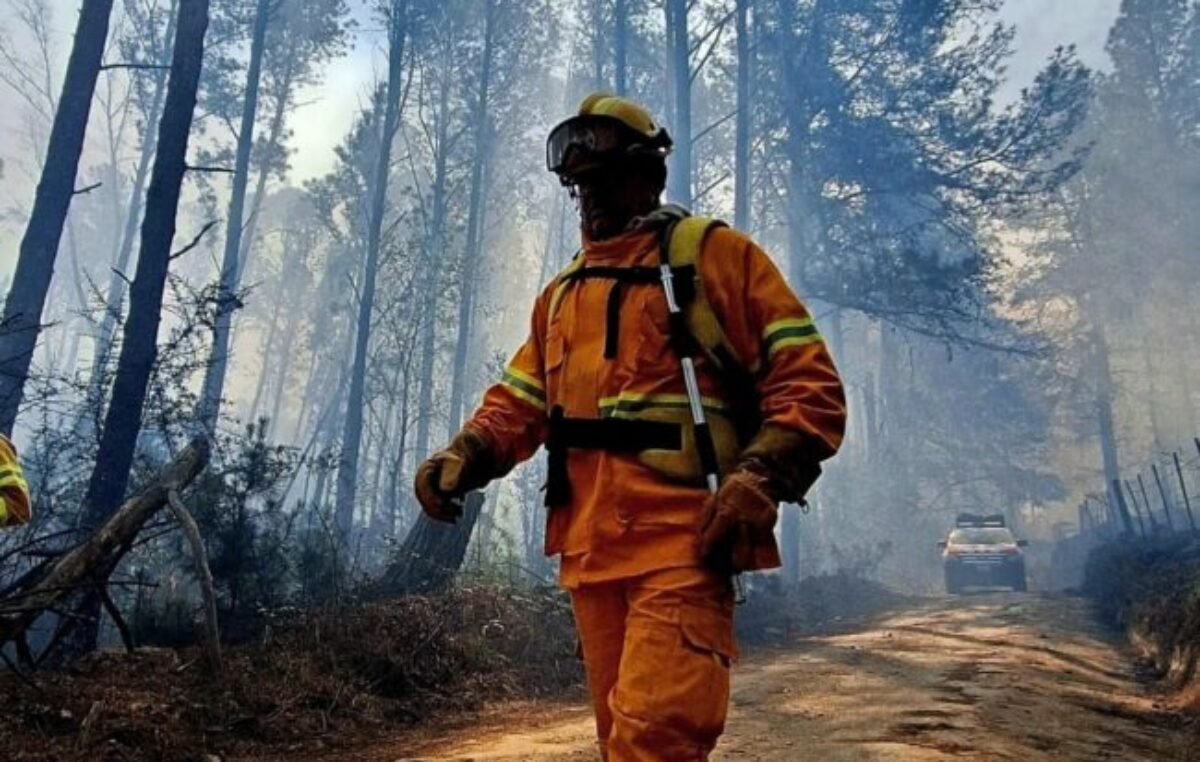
[377,593,1193,762]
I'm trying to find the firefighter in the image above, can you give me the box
[415,92,846,760]
[0,434,31,528]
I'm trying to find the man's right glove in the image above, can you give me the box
[414,427,497,523]
[696,424,829,573]
[697,469,779,573]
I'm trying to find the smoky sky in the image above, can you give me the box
[0,0,1123,269]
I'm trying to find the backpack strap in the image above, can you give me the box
[546,252,586,322]
[662,215,764,447]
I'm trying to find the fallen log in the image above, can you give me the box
[0,437,210,649]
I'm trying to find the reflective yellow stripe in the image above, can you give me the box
[0,465,27,492]
[768,334,824,355]
[0,475,27,491]
[598,392,728,418]
[763,316,814,337]
[504,366,544,393]
[0,496,7,524]
[764,316,822,357]
[500,379,547,410]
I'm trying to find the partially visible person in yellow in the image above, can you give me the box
[0,434,30,527]
[416,92,846,760]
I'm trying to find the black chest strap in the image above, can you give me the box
[543,405,682,507]
[559,264,697,360]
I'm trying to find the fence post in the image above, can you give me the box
[1174,452,1197,533]
[1138,474,1161,533]
[1111,478,1136,536]
[1152,463,1176,532]
[1125,479,1148,537]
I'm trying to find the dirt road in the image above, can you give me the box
[390,593,1192,761]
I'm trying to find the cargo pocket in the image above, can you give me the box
[680,600,738,666]
[609,600,735,755]
[673,600,735,746]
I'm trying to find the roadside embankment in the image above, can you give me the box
[1084,536,1200,705]
[0,583,582,761]
[735,571,910,645]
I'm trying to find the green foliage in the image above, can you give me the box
[187,420,297,620]
[1084,536,1200,682]
[756,0,1090,341]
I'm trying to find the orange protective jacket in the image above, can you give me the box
[465,214,845,586]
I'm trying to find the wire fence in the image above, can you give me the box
[1077,437,1200,541]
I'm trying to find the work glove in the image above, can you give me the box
[414,427,496,524]
[697,469,779,574]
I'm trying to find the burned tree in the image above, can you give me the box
[196,0,274,431]
[66,0,211,657]
[334,0,409,544]
[0,0,115,434]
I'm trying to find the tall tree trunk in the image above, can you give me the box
[0,0,116,435]
[591,0,606,89]
[234,39,300,289]
[661,0,675,130]
[412,38,454,465]
[367,389,397,538]
[67,0,210,657]
[264,280,302,440]
[384,353,416,536]
[1091,326,1125,528]
[222,41,302,399]
[247,220,306,428]
[86,0,178,410]
[246,294,283,421]
[197,0,272,431]
[58,220,87,376]
[666,0,691,208]
[334,0,409,543]
[733,0,752,231]
[448,0,497,437]
[400,0,501,595]
[383,492,485,594]
[614,0,628,95]
[779,503,800,586]
[1139,334,1170,453]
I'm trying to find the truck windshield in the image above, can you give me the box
[949,528,1014,545]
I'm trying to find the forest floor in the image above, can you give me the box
[334,592,1196,761]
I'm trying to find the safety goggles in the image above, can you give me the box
[545,115,672,177]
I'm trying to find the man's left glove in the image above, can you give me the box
[414,427,497,523]
[697,469,779,573]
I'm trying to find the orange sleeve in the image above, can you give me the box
[464,285,551,473]
[699,226,847,458]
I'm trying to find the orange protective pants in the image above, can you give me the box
[569,566,737,761]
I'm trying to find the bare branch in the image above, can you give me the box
[170,219,219,260]
[73,182,102,196]
[166,490,223,682]
[110,267,133,287]
[99,62,170,72]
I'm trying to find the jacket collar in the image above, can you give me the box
[580,203,689,262]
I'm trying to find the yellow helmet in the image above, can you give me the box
[546,92,673,181]
[577,92,662,137]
